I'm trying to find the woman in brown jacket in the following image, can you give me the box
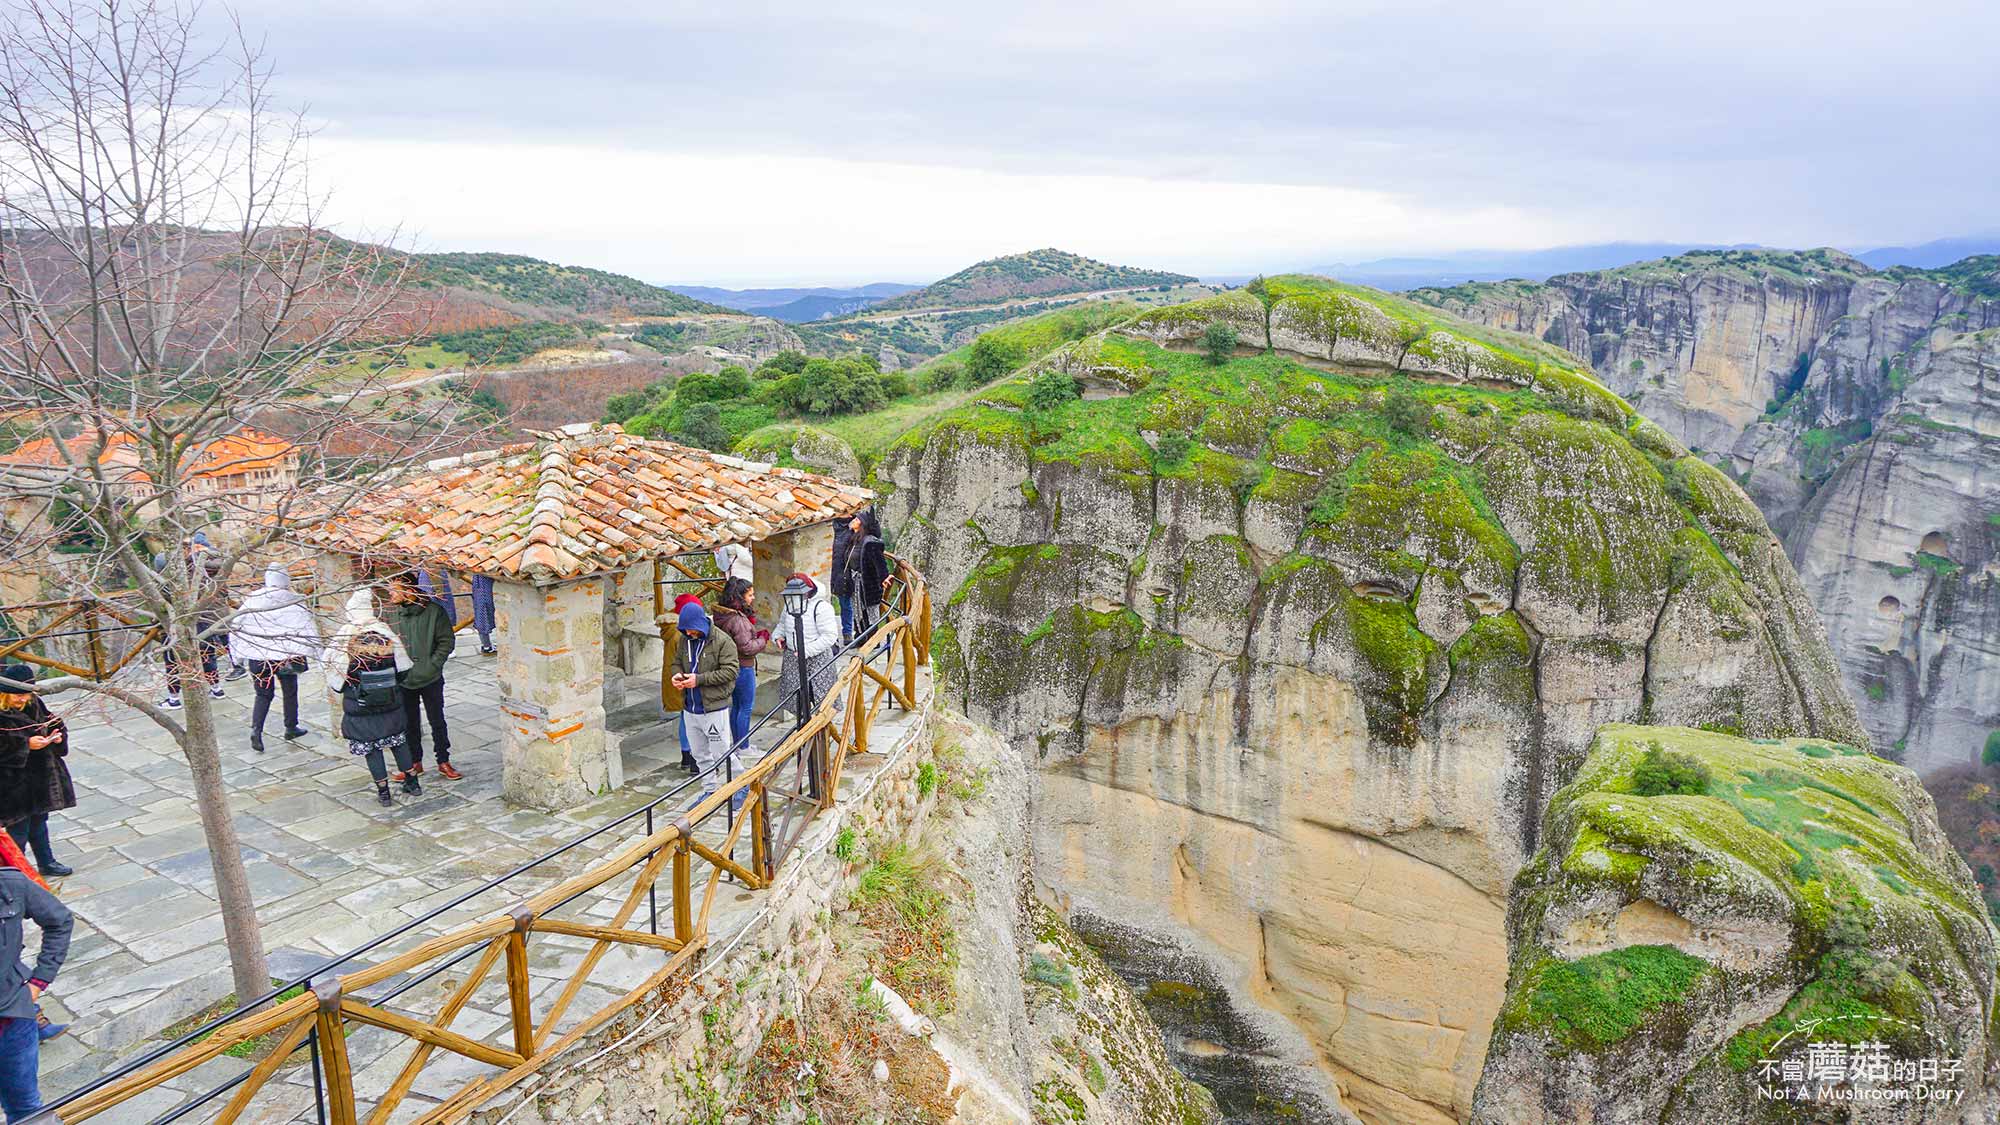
[711,578,769,749]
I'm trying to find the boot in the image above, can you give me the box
[376,784,393,807]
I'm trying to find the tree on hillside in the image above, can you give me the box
[0,0,479,1004]
[1202,322,1238,365]
[1391,322,1427,370]
[965,335,1025,387]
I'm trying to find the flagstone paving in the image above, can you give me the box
[27,647,932,1123]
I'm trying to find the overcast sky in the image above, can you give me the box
[233,0,2000,286]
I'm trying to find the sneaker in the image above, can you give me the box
[282,726,309,740]
[407,761,424,777]
[376,787,393,807]
[159,695,182,711]
[208,685,226,699]
[480,645,497,656]
[35,1011,66,1042]
[225,664,248,681]
[38,861,71,878]
[402,776,422,796]
[437,762,463,781]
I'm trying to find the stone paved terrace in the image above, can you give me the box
[29,647,933,1124]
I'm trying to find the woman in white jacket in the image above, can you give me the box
[773,572,843,718]
[229,567,321,752]
[323,589,418,806]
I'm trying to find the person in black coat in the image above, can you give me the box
[829,517,855,641]
[0,665,75,878]
[841,508,891,634]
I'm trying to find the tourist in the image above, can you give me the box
[841,509,891,635]
[0,830,71,1121]
[471,575,497,655]
[155,537,228,709]
[773,572,841,719]
[386,572,459,781]
[0,834,64,1043]
[830,516,854,642]
[0,667,75,879]
[711,578,770,749]
[713,541,754,584]
[668,601,741,811]
[227,566,318,753]
[324,590,417,807]
[672,592,703,772]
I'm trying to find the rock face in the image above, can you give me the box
[876,280,1865,1123]
[1474,724,1999,1123]
[1413,252,2000,772]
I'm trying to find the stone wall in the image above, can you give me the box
[469,693,941,1123]
[496,577,620,810]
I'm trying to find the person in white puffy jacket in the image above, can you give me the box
[228,566,321,752]
[773,572,842,717]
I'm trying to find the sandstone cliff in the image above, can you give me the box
[1474,724,1999,1123]
[874,278,1865,1123]
[1412,252,2000,774]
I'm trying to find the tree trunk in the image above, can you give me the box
[179,688,273,1004]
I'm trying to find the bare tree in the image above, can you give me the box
[0,0,484,1003]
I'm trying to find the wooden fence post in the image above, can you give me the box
[311,976,359,1125]
[505,908,536,1058]
[85,603,106,682]
[671,828,693,944]
[750,780,771,881]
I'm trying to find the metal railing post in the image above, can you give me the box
[645,807,658,935]
[309,1026,328,1125]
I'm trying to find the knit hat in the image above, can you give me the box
[0,664,34,690]
[677,602,711,636]
[673,593,703,613]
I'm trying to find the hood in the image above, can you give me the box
[677,602,712,637]
[241,566,305,612]
[264,566,293,591]
[344,589,381,624]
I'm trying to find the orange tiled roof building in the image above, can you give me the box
[298,422,871,583]
[303,423,874,812]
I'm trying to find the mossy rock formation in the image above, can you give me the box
[1475,724,1999,1123]
[876,277,1869,1123]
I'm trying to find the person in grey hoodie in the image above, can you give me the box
[0,862,71,1120]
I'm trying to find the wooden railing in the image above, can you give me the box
[36,560,932,1125]
[0,597,164,681]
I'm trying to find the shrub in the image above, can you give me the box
[1026,370,1081,413]
[916,761,938,797]
[766,357,890,416]
[672,402,730,451]
[965,335,1024,385]
[1383,386,1431,438]
[759,349,809,376]
[1630,742,1712,797]
[1201,322,1238,366]
[1154,432,1193,468]
[878,372,913,399]
[833,828,857,862]
[1985,730,2000,767]
[919,361,963,393]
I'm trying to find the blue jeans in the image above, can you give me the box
[730,665,756,749]
[837,595,853,641]
[0,1014,41,1122]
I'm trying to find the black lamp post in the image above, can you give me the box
[782,576,813,723]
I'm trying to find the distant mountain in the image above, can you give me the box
[755,294,891,322]
[869,249,1196,312]
[1315,242,1762,290]
[1854,236,2000,269]
[414,252,732,317]
[663,282,919,314]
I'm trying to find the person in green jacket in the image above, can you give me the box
[665,602,741,812]
[386,572,460,780]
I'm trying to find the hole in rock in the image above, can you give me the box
[1878,596,1902,615]
[1351,582,1403,602]
[1921,531,1950,556]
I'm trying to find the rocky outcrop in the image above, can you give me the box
[876,288,1864,1123]
[1474,724,1999,1123]
[1412,252,2000,773]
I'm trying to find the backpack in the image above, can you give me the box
[349,662,402,713]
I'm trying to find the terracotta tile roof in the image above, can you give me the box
[298,423,874,583]
[0,427,296,481]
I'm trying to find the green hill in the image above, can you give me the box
[868,249,1195,312]
[412,252,733,317]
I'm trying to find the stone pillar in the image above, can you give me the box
[496,576,622,811]
[751,521,835,627]
[313,551,359,734]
